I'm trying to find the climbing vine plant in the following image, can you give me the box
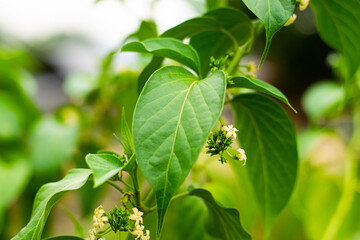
[12,0,360,240]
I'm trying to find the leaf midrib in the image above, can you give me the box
[267,0,271,31]
[158,80,198,226]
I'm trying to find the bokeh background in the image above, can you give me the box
[1,0,358,239]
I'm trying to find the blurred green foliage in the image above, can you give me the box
[1,0,360,240]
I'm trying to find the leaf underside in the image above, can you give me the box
[85,153,124,188]
[228,76,296,112]
[232,93,298,237]
[242,0,295,66]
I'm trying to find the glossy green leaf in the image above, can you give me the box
[133,66,226,235]
[228,76,296,112]
[164,8,252,76]
[85,153,124,188]
[232,93,298,237]
[242,0,295,66]
[121,38,201,76]
[137,8,252,92]
[191,8,252,75]
[161,17,220,39]
[189,188,251,240]
[311,0,360,80]
[12,169,92,240]
[121,107,135,157]
[122,154,136,174]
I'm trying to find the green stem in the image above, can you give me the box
[322,156,358,240]
[219,117,225,126]
[143,187,155,206]
[97,226,112,238]
[226,23,257,76]
[220,29,238,50]
[106,180,124,194]
[131,164,141,206]
[171,191,190,201]
[142,204,157,214]
[119,178,134,190]
[227,48,244,75]
[321,95,360,240]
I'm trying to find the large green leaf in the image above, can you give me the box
[190,8,252,75]
[121,38,201,77]
[85,153,124,188]
[189,189,251,240]
[242,0,295,66]
[231,93,298,237]
[133,66,226,235]
[228,76,296,112]
[311,0,360,80]
[137,8,252,92]
[163,8,252,76]
[161,17,220,39]
[12,169,92,240]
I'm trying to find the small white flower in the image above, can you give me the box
[141,230,150,240]
[92,205,108,230]
[129,207,144,225]
[131,224,145,239]
[236,148,247,165]
[94,205,105,218]
[89,228,96,240]
[284,14,297,27]
[299,0,309,11]
[93,216,108,229]
[222,125,238,139]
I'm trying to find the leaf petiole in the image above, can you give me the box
[106,180,124,194]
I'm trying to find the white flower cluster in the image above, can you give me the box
[222,125,238,139]
[89,205,108,240]
[237,148,247,166]
[129,208,150,240]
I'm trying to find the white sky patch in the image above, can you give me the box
[0,0,197,49]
